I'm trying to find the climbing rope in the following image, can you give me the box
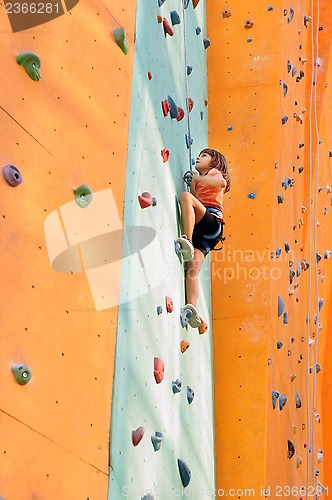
[181,0,194,173]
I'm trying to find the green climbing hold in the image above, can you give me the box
[114,27,129,55]
[12,363,32,385]
[73,184,93,208]
[16,51,41,81]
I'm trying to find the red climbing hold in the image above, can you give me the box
[132,426,145,446]
[162,100,171,116]
[176,107,185,121]
[154,357,165,384]
[161,148,170,162]
[138,192,155,208]
[163,18,174,36]
[148,71,152,80]
[165,296,174,313]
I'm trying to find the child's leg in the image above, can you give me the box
[178,191,206,240]
[185,248,205,306]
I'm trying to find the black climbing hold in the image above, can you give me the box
[284,242,290,252]
[287,439,295,458]
[277,341,283,349]
[283,312,288,324]
[282,116,288,124]
[272,390,279,409]
[289,269,296,284]
[183,170,193,186]
[316,363,322,373]
[2,164,23,187]
[11,363,32,385]
[295,391,302,408]
[279,394,287,410]
[278,194,284,204]
[177,458,191,487]
[171,10,181,25]
[278,296,284,316]
[316,252,322,263]
[187,386,194,404]
[158,0,166,5]
[151,431,163,451]
[319,298,324,311]
[172,379,182,393]
[187,65,193,75]
[203,38,211,49]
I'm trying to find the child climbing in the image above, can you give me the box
[176,148,231,333]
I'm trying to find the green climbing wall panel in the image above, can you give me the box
[108,0,213,498]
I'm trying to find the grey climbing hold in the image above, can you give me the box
[282,177,292,189]
[183,170,193,186]
[73,185,93,208]
[283,82,288,96]
[283,312,288,324]
[296,261,302,276]
[287,7,294,23]
[11,363,32,385]
[185,134,193,148]
[267,6,273,10]
[282,116,288,124]
[277,341,283,349]
[289,269,295,284]
[278,296,284,317]
[319,298,324,310]
[151,431,164,451]
[324,249,332,259]
[247,193,256,199]
[279,394,287,410]
[2,164,23,187]
[142,494,155,500]
[168,95,178,119]
[172,379,182,393]
[291,66,297,77]
[187,386,194,404]
[157,306,163,315]
[171,10,181,25]
[272,390,279,409]
[295,391,302,408]
[196,27,201,35]
[187,65,193,75]
[284,242,290,252]
[177,458,191,487]
[158,0,166,5]
[316,363,322,373]
[316,252,322,262]
[203,38,211,49]
[275,247,282,258]
[287,60,292,72]
[200,111,204,120]
[278,194,284,204]
[287,439,295,458]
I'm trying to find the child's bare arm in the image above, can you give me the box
[196,172,226,188]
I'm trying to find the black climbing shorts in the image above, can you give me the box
[192,207,224,256]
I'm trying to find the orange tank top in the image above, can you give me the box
[194,168,224,212]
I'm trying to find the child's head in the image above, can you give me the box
[198,148,231,192]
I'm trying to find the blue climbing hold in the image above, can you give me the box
[151,431,164,451]
[247,193,256,199]
[185,134,193,148]
[292,66,297,77]
[200,111,204,120]
[277,341,283,349]
[278,296,284,317]
[319,299,324,311]
[177,458,191,487]
[187,386,194,404]
[171,10,181,25]
[283,312,289,324]
[183,0,190,9]
[187,65,193,75]
[227,126,233,131]
[203,38,211,49]
[172,379,182,393]
[168,95,179,119]
[279,394,288,410]
[267,5,274,10]
[247,38,252,42]
[157,306,163,315]
[196,27,201,35]
[275,248,282,258]
[282,116,289,124]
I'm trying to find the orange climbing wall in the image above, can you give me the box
[0,1,135,498]
[208,0,332,495]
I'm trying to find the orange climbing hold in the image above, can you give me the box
[187,98,194,112]
[180,340,190,353]
[161,148,170,162]
[244,19,254,29]
[154,357,165,384]
[222,10,231,18]
[132,426,145,446]
[198,317,208,335]
[176,107,185,121]
[192,0,200,8]
[165,296,174,313]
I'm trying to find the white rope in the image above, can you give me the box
[181,0,194,172]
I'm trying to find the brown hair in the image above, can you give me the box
[199,148,231,192]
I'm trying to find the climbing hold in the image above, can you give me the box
[187,65,193,76]
[289,270,295,284]
[244,19,254,29]
[279,394,287,410]
[184,0,190,9]
[287,7,294,23]
[180,340,190,353]
[177,459,191,488]
[247,193,256,199]
[200,111,204,120]
[304,15,311,27]
[291,66,297,77]
[203,38,210,49]
[161,99,171,116]
[183,170,193,186]
[187,98,194,112]
[192,0,200,8]
[187,386,194,404]
[142,495,154,500]
[316,363,322,373]
[324,249,332,259]
[177,107,185,121]
[227,126,233,131]
[170,10,181,26]
[278,296,284,317]
[113,28,129,55]
[154,357,165,383]
[272,390,279,409]
[148,71,152,80]
[204,99,208,107]
[132,426,145,446]
[290,373,296,382]
[185,134,193,149]
[138,192,157,209]
[288,439,295,459]
[157,306,163,315]
[285,242,290,252]
[2,164,23,187]
[275,247,281,258]
[299,166,304,173]
[158,0,166,5]
[168,95,179,119]
[73,185,93,208]
[277,194,284,204]
[283,312,288,324]
[317,450,323,463]
[277,341,283,349]
[295,391,302,408]
[282,177,293,189]
[16,51,41,81]
[165,296,174,313]
[161,148,170,162]
[11,363,32,385]
[247,38,252,43]
[172,379,182,393]
[151,431,163,451]
[319,298,324,311]
[157,15,163,23]
[222,10,232,18]
[163,18,174,36]
[267,6,273,11]
[296,455,302,468]
[283,82,288,96]
[196,27,201,35]
[316,252,322,263]
[282,116,288,124]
